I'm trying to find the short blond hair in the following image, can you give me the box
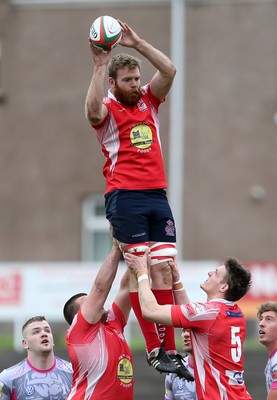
[108,53,141,79]
[22,316,47,333]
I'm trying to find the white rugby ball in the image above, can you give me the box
[89,16,122,52]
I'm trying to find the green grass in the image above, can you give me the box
[244,337,264,351]
[0,336,13,350]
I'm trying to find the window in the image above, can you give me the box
[81,195,111,261]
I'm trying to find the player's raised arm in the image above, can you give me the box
[124,251,173,326]
[114,268,132,323]
[81,244,121,324]
[85,40,109,126]
[168,259,190,305]
[117,19,176,101]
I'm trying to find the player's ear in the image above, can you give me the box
[22,338,29,350]
[220,283,229,294]
[108,77,115,87]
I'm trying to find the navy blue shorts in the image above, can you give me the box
[105,189,176,244]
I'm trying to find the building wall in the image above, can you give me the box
[0,0,277,261]
[184,2,277,261]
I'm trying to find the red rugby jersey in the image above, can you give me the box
[66,303,134,400]
[92,84,167,194]
[171,299,253,400]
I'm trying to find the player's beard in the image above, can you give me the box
[113,83,142,106]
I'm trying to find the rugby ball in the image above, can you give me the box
[89,16,122,52]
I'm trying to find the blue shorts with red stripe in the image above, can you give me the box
[105,189,176,244]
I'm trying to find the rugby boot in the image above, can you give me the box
[147,346,179,374]
[169,353,195,381]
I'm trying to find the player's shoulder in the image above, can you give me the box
[181,301,212,316]
[140,83,149,95]
[54,356,73,373]
[0,359,27,381]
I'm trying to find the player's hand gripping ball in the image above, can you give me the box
[89,16,122,52]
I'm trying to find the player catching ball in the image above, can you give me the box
[85,18,192,381]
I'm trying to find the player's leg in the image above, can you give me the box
[105,190,178,374]
[149,241,177,356]
[121,242,160,356]
[127,246,179,375]
[149,247,194,381]
[122,243,181,374]
[148,191,177,356]
[149,190,194,380]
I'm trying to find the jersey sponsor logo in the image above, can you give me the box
[25,385,35,396]
[226,310,243,318]
[226,370,244,385]
[116,356,133,385]
[130,123,153,149]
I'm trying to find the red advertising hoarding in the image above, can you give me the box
[238,262,277,318]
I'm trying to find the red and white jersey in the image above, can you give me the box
[65,302,133,400]
[92,84,167,194]
[265,348,277,392]
[171,299,252,400]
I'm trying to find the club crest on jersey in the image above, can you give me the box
[130,123,153,150]
[177,379,185,389]
[137,99,148,112]
[165,219,175,237]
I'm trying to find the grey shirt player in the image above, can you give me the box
[0,356,72,400]
[164,355,197,400]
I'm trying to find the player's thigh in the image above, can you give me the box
[105,190,150,244]
[149,191,176,242]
